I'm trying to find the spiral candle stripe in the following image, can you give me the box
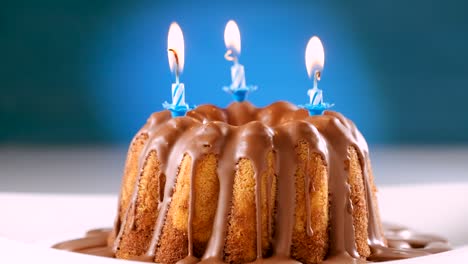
[233,66,240,88]
[308,88,323,106]
[172,83,185,106]
[231,63,246,89]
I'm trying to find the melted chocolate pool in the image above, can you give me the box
[53,223,450,263]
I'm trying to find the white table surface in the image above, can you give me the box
[1,145,467,193]
[2,183,468,263]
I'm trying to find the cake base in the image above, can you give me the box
[53,224,450,263]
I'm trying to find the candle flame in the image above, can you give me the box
[224,20,241,57]
[305,36,325,78]
[168,22,185,74]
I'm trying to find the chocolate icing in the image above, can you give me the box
[53,101,451,263]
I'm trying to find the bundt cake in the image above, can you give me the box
[108,100,386,263]
[53,100,451,263]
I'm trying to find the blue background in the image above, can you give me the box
[1,0,467,145]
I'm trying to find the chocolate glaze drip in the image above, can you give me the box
[53,101,451,263]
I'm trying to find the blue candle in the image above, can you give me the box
[171,82,185,107]
[300,36,333,115]
[163,22,191,117]
[223,20,257,102]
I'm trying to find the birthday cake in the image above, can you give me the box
[52,21,450,264]
[54,101,450,263]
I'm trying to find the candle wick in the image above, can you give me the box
[168,48,181,83]
[225,49,237,62]
[313,70,321,89]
